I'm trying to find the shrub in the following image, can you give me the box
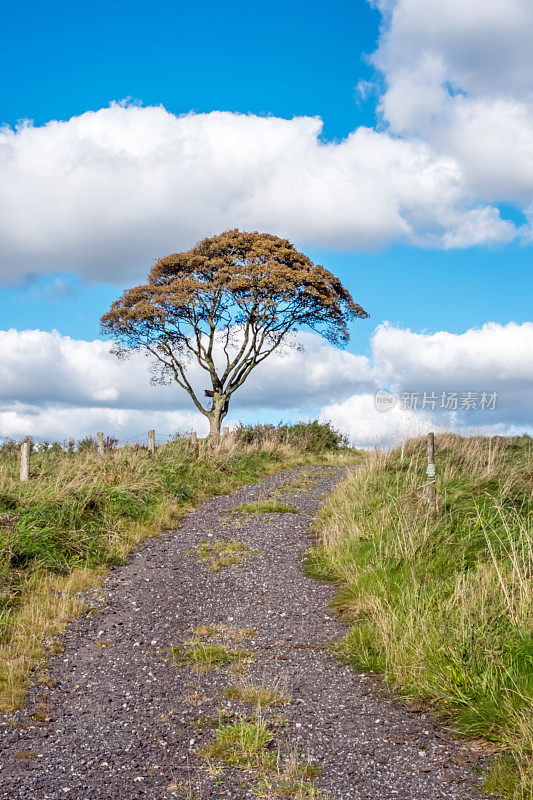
[234,420,346,452]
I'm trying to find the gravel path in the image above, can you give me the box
[0,465,487,800]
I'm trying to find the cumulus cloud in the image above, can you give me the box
[321,321,533,447]
[0,405,207,446]
[320,393,437,450]
[372,322,533,400]
[0,322,531,446]
[0,104,515,285]
[2,2,533,283]
[0,328,372,440]
[371,0,533,205]
[320,392,530,450]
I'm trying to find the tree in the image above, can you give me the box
[101,230,368,437]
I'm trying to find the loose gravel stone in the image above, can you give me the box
[0,465,488,799]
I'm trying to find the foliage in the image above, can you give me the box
[101,230,367,434]
[308,433,532,800]
[76,436,96,453]
[235,420,347,452]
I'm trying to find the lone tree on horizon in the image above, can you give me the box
[101,230,368,437]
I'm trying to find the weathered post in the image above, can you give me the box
[190,431,197,445]
[97,432,105,461]
[426,432,436,514]
[20,441,31,482]
[148,429,155,455]
[222,426,230,436]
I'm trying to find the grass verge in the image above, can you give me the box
[307,433,532,800]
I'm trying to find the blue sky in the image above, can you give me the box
[1,244,531,352]
[1,0,379,139]
[0,0,532,444]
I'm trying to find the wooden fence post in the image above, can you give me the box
[222,426,230,436]
[20,441,31,482]
[426,432,436,514]
[148,430,155,455]
[190,431,197,445]
[97,432,104,461]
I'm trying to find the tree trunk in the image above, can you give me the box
[208,412,222,439]
[207,393,230,440]
[207,396,226,439]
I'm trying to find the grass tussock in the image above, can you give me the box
[200,714,276,770]
[253,754,327,799]
[172,623,256,671]
[0,428,346,711]
[171,642,253,672]
[196,538,261,571]
[232,499,298,514]
[224,678,290,708]
[307,433,532,799]
[199,713,328,797]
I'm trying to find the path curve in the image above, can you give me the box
[0,465,486,799]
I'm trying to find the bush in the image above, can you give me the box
[234,420,346,452]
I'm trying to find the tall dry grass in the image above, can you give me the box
[308,434,532,799]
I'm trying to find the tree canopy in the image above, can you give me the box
[101,230,368,435]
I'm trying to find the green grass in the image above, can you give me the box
[307,433,532,800]
[232,499,298,514]
[171,642,253,672]
[253,756,328,799]
[224,679,290,708]
[199,714,329,797]
[196,538,260,571]
[0,431,345,710]
[200,715,276,770]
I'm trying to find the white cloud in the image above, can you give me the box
[0,104,515,285]
[371,0,533,99]
[378,321,533,423]
[0,328,372,440]
[372,321,533,396]
[320,392,531,450]
[320,393,437,450]
[320,321,533,446]
[0,405,207,446]
[2,2,533,283]
[372,0,533,205]
[1,322,531,447]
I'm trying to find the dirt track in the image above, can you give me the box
[0,465,486,799]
